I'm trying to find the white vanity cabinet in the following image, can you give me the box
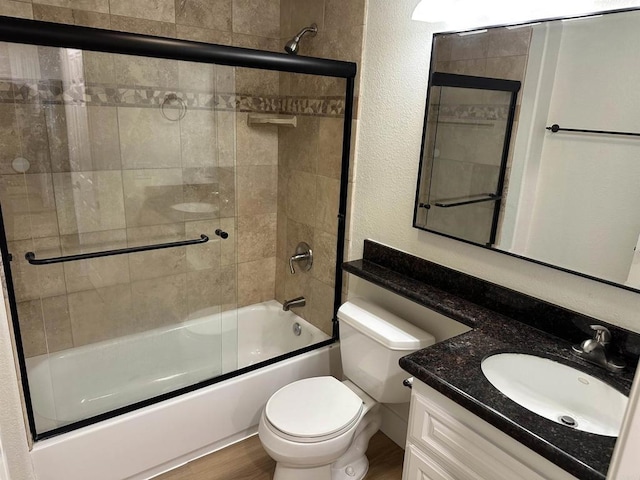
[402,379,579,480]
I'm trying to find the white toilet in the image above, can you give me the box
[258,298,435,480]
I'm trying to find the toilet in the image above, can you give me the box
[258,298,435,480]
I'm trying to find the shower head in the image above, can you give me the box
[284,23,318,55]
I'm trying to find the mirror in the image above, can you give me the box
[414,8,640,292]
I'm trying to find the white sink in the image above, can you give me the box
[481,353,628,437]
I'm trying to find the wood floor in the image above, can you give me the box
[154,432,404,480]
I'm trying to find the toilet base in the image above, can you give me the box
[331,454,369,480]
[273,463,331,480]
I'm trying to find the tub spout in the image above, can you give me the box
[283,296,306,311]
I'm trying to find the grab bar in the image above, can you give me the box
[433,193,501,208]
[24,234,209,266]
[546,123,640,138]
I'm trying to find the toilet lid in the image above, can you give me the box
[265,377,364,439]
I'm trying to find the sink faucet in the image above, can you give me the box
[283,296,306,311]
[571,325,625,372]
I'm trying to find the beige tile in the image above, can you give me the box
[83,51,116,84]
[36,0,109,13]
[177,0,231,31]
[317,117,343,180]
[110,14,176,37]
[73,9,110,27]
[127,224,187,281]
[237,256,275,307]
[286,171,316,226]
[218,167,236,218]
[236,112,278,166]
[219,216,236,265]
[13,104,51,174]
[33,4,74,23]
[176,25,232,45]
[447,58,487,77]
[114,54,178,88]
[232,0,279,39]
[53,171,126,234]
[307,277,334,335]
[235,67,279,96]
[274,258,286,304]
[132,273,187,329]
[219,263,236,306]
[87,106,122,170]
[485,55,528,81]
[276,203,286,259]
[449,32,490,61]
[0,0,33,19]
[68,283,134,345]
[10,237,67,302]
[237,213,276,263]
[488,27,532,58]
[0,105,20,175]
[61,229,130,292]
[285,218,313,259]
[44,105,73,173]
[41,294,74,352]
[185,219,222,271]
[318,25,364,64]
[231,33,280,52]
[118,107,181,169]
[312,230,336,287]
[284,0,323,39]
[279,115,318,173]
[16,300,47,357]
[186,267,221,316]
[324,0,366,28]
[178,60,215,93]
[0,174,58,241]
[110,0,175,23]
[122,168,184,227]
[236,165,277,216]
[315,175,340,234]
[180,109,217,168]
[216,111,236,168]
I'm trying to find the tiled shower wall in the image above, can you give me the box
[0,0,365,350]
[275,0,365,335]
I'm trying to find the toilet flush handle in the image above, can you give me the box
[403,377,414,389]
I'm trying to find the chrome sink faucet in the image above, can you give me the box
[571,325,625,372]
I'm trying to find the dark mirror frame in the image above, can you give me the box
[412,6,640,295]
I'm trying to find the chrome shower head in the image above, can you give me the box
[284,23,318,55]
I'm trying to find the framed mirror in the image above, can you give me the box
[413,8,640,292]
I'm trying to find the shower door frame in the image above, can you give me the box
[0,15,356,442]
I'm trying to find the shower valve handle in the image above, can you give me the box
[289,242,313,274]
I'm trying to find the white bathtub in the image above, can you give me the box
[28,300,335,480]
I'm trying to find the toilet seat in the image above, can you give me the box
[265,377,364,443]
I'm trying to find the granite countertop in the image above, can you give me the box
[343,257,636,480]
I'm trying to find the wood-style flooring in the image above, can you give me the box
[154,432,404,480]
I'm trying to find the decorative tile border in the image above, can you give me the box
[0,79,346,117]
[429,104,510,122]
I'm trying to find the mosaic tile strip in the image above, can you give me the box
[430,104,510,122]
[0,79,347,117]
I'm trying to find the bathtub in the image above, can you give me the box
[28,300,335,480]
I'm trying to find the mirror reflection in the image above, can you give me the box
[414,9,640,291]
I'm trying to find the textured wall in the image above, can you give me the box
[352,0,640,337]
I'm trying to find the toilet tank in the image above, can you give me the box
[337,298,435,403]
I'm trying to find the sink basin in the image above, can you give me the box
[481,353,628,437]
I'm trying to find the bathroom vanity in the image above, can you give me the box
[404,379,575,480]
[343,240,639,480]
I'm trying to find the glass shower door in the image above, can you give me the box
[0,42,237,434]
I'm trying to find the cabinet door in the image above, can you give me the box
[403,445,458,480]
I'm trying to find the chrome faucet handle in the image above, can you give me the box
[289,242,313,274]
[590,325,611,346]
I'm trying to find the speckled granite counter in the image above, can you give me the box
[343,240,640,480]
